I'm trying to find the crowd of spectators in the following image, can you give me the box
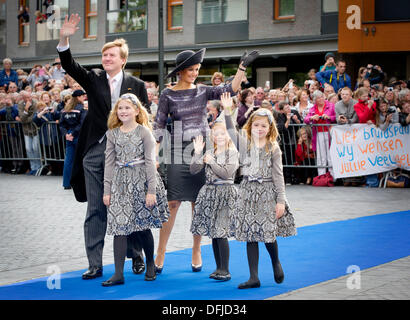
[203,52,410,187]
[1,53,410,188]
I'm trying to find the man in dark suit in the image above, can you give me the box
[58,14,148,280]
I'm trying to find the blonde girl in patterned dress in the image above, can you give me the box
[221,92,296,289]
[102,93,169,286]
[190,121,239,282]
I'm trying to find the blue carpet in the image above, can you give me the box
[1,211,409,300]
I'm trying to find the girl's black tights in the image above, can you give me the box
[136,229,155,277]
[211,238,230,275]
[108,235,128,282]
[238,240,284,289]
[108,230,155,282]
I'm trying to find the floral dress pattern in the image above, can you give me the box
[234,146,297,243]
[106,126,169,236]
[190,149,239,238]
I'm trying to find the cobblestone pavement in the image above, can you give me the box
[0,173,409,299]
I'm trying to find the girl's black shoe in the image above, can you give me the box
[238,280,260,289]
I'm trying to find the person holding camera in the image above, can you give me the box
[384,88,398,107]
[304,90,336,177]
[319,52,336,72]
[236,88,258,129]
[375,98,399,131]
[366,64,385,86]
[26,64,50,88]
[206,100,222,128]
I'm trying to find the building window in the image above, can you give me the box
[168,0,183,30]
[107,0,147,34]
[85,0,98,38]
[274,0,295,20]
[36,0,69,41]
[322,0,338,13]
[196,0,247,25]
[17,0,30,45]
[0,1,5,45]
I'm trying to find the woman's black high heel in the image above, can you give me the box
[191,264,202,272]
[155,265,163,274]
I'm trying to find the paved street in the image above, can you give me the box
[0,172,409,299]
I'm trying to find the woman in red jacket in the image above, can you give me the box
[353,87,379,187]
[354,87,376,124]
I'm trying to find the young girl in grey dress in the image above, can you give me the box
[190,122,239,281]
[220,92,297,289]
[102,93,169,286]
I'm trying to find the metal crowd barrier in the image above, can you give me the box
[0,121,27,170]
[1,120,334,176]
[277,123,334,169]
[0,121,66,175]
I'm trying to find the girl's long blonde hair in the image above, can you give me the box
[242,109,279,153]
[210,121,235,153]
[64,96,79,112]
[107,93,151,130]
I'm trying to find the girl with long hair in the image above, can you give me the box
[102,93,169,286]
[59,90,87,189]
[190,121,239,282]
[221,92,296,289]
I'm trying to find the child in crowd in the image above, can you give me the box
[59,90,87,189]
[221,92,296,289]
[294,126,317,185]
[190,121,239,282]
[102,93,169,286]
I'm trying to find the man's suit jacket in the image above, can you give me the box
[58,49,148,202]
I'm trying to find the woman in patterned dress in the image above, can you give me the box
[102,93,169,286]
[153,49,259,273]
[221,92,297,289]
[190,122,239,281]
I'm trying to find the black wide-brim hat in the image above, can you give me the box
[165,48,206,79]
[72,89,86,97]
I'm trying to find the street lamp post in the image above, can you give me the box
[158,0,164,94]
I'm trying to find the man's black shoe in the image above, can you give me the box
[82,267,103,280]
[102,278,124,287]
[132,258,145,274]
